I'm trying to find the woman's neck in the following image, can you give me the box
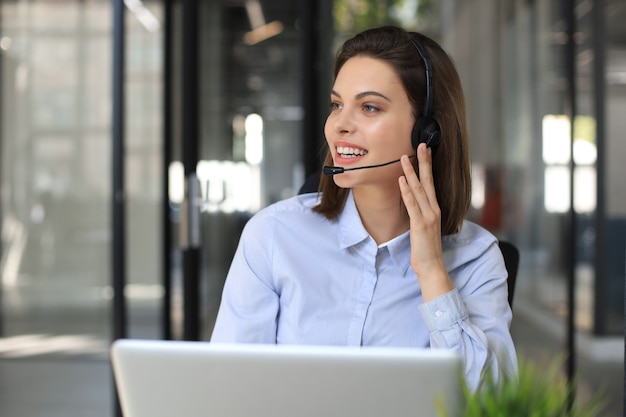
[352,186,409,245]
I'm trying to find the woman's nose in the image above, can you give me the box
[330,108,356,134]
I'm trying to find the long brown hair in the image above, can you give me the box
[313,26,471,235]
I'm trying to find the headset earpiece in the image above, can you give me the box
[411,117,441,149]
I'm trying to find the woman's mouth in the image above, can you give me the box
[337,146,368,158]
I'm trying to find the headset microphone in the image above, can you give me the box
[323,154,416,176]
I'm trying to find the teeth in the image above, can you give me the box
[337,146,368,157]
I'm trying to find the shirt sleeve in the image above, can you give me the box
[417,242,518,391]
[210,212,279,343]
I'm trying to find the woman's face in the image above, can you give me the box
[325,55,415,189]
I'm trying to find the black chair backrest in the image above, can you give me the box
[298,171,321,195]
[297,171,519,308]
[498,241,519,308]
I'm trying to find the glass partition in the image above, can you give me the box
[1,0,115,355]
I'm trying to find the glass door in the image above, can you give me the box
[171,0,314,340]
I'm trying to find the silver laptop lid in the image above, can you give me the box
[111,339,461,417]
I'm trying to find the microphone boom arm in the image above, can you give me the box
[323,154,416,176]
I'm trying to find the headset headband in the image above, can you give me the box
[408,36,434,120]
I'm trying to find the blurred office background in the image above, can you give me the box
[0,0,624,416]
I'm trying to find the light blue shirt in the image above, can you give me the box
[211,191,517,389]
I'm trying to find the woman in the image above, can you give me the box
[211,25,517,390]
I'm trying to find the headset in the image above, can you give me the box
[408,35,442,150]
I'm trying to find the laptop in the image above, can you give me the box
[111,339,461,417]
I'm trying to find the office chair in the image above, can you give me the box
[498,240,518,308]
[297,172,519,308]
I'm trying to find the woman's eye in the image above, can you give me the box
[363,104,380,113]
[330,101,342,111]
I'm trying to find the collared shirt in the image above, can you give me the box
[211,191,517,389]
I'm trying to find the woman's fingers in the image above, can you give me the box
[398,165,418,213]
[399,144,439,219]
[399,144,445,279]
[416,144,438,208]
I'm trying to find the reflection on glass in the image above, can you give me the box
[542,114,597,213]
[196,160,261,214]
[245,113,264,165]
[471,163,486,210]
[542,114,571,165]
[169,161,185,205]
[574,166,596,213]
[544,166,570,213]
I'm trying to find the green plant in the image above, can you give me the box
[437,356,607,417]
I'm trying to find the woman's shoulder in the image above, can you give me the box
[258,192,322,216]
[442,220,500,268]
[444,220,496,244]
[244,193,324,230]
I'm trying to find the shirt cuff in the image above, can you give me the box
[418,288,468,332]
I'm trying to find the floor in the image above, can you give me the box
[0,297,623,417]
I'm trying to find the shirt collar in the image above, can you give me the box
[337,191,412,274]
[337,191,370,250]
[384,230,412,275]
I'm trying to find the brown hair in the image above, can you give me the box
[313,26,471,235]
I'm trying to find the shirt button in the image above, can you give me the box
[435,310,444,317]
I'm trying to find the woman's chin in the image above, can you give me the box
[332,175,354,189]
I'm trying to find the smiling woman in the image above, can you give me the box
[324,56,415,193]
[211,25,517,392]
[315,26,470,236]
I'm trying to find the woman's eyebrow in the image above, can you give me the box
[355,91,391,101]
[330,89,391,102]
